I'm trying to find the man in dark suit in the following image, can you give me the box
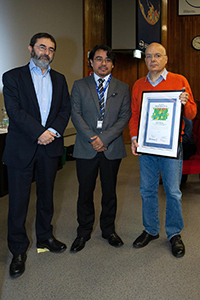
[2,33,71,278]
[70,45,131,252]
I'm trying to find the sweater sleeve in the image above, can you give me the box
[182,77,197,120]
[129,79,143,139]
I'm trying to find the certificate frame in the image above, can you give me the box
[137,90,183,158]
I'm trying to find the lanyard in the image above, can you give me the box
[95,74,112,115]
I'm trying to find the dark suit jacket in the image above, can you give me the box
[71,74,131,160]
[2,63,71,169]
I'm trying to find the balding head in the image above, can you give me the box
[145,43,168,75]
[145,43,166,56]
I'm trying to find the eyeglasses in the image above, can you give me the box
[35,44,55,54]
[145,53,166,60]
[94,57,112,63]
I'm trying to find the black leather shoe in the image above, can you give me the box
[133,231,159,248]
[70,237,89,252]
[10,253,27,278]
[102,232,124,247]
[37,236,66,253]
[170,235,185,258]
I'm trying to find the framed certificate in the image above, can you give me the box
[137,90,183,158]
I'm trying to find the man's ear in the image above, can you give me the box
[28,45,32,54]
[90,59,93,68]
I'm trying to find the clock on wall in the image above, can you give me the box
[192,36,200,50]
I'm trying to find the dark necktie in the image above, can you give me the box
[98,78,105,116]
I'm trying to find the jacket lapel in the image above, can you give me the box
[49,69,57,111]
[43,69,58,126]
[104,77,117,115]
[87,75,101,114]
[21,64,40,111]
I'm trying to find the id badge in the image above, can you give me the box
[97,118,103,129]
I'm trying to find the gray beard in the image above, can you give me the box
[32,57,50,70]
[31,50,53,70]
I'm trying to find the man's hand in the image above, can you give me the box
[179,88,189,106]
[38,130,56,145]
[131,139,140,156]
[90,136,107,152]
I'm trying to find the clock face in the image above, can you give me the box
[192,36,200,50]
[186,1,200,8]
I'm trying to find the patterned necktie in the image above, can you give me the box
[98,78,105,116]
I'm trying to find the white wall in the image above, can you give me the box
[0,0,83,140]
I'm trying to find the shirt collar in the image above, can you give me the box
[145,68,168,82]
[93,72,111,84]
[29,59,51,75]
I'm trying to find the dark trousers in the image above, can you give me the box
[76,152,121,239]
[7,146,59,255]
[182,143,197,182]
[182,143,196,160]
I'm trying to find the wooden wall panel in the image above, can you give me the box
[112,54,138,91]
[167,0,200,117]
[83,0,107,78]
[112,53,138,142]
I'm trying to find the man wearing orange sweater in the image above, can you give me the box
[129,43,197,258]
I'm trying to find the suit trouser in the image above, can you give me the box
[7,145,59,255]
[76,152,121,239]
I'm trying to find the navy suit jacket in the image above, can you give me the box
[2,63,71,169]
[71,74,131,160]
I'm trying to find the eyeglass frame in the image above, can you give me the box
[35,44,55,54]
[145,53,167,60]
[93,56,113,63]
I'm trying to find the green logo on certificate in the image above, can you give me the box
[152,108,169,120]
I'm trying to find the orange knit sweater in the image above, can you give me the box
[129,72,197,139]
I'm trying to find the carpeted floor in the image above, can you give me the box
[0,145,200,300]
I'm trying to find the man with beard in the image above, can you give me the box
[2,33,71,278]
[70,45,131,252]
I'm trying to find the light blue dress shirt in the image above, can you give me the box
[146,68,168,87]
[29,59,60,136]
